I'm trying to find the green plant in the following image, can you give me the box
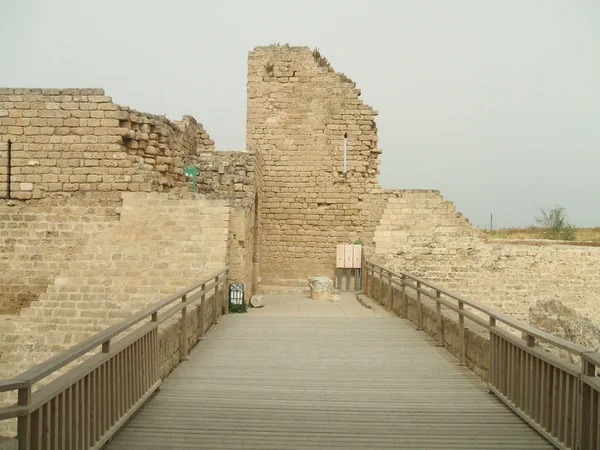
[229,302,247,314]
[339,73,353,84]
[265,62,275,76]
[312,47,331,68]
[354,239,363,245]
[534,206,576,241]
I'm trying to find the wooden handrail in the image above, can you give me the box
[366,259,589,355]
[365,258,600,450]
[0,266,230,446]
[4,267,228,388]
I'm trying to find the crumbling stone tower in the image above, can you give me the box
[247,46,384,291]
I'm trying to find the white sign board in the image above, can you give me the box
[336,244,362,269]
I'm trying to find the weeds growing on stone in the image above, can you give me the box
[265,62,275,76]
[312,47,331,68]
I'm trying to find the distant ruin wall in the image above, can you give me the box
[247,46,384,290]
[373,190,600,334]
[0,88,213,199]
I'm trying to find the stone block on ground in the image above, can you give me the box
[308,276,333,300]
[250,294,264,308]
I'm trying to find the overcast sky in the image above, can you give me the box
[1,1,598,228]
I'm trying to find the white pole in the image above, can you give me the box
[343,133,348,173]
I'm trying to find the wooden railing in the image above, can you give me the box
[364,259,600,450]
[0,267,230,450]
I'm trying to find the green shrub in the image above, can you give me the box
[534,206,576,241]
[228,303,247,314]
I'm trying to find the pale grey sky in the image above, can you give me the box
[1,0,599,228]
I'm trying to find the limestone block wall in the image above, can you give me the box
[0,88,213,199]
[0,140,7,199]
[228,208,256,300]
[187,149,257,297]
[193,150,255,208]
[0,196,121,314]
[0,192,230,385]
[373,191,600,334]
[194,123,215,152]
[247,46,384,290]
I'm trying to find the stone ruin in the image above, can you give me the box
[0,45,599,381]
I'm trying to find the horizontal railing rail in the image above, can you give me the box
[0,267,230,450]
[364,258,599,450]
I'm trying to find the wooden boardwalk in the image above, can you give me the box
[107,314,553,449]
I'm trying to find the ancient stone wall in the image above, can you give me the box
[0,88,213,199]
[373,191,600,339]
[188,149,257,298]
[247,46,384,291]
[193,123,215,153]
[0,196,121,314]
[0,192,230,382]
[228,208,256,300]
[193,150,255,208]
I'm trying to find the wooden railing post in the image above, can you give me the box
[370,266,375,300]
[199,284,206,340]
[489,317,496,386]
[361,257,367,293]
[578,355,596,449]
[212,278,219,325]
[526,333,535,348]
[387,270,393,310]
[525,331,534,414]
[458,301,465,366]
[17,386,32,450]
[224,278,230,315]
[373,266,377,301]
[416,281,422,331]
[401,275,407,318]
[180,294,189,361]
[435,290,443,347]
[223,278,228,313]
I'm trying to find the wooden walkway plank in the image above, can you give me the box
[107,316,554,449]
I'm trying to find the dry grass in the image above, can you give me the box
[484,227,600,244]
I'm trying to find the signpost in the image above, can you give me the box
[184,166,198,193]
[335,244,362,291]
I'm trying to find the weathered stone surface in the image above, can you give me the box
[0,89,214,200]
[247,46,386,291]
[374,190,600,325]
[192,150,254,208]
[308,277,333,300]
[250,294,265,308]
[529,300,600,363]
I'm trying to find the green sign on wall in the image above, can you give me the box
[184,166,198,193]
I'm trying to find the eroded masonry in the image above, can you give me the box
[1,45,599,379]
